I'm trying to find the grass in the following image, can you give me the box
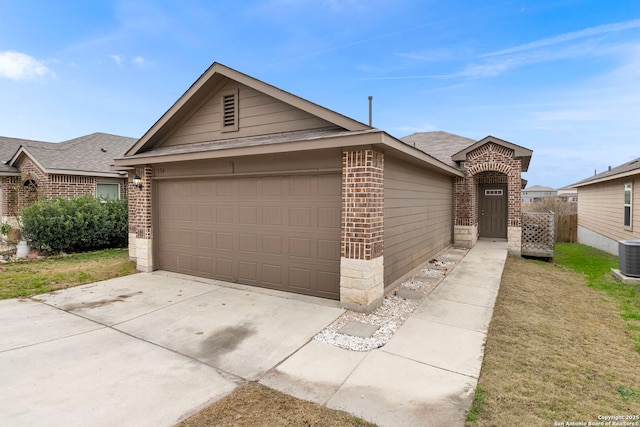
[176,382,377,427]
[555,243,640,353]
[0,249,138,299]
[466,243,640,426]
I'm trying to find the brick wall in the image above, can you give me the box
[49,175,95,199]
[455,142,522,229]
[129,166,153,239]
[341,149,384,260]
[2,157,127,219]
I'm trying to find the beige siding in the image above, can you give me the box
[160,81,335,147]
[578,175,640,241]
[384,156,453,286]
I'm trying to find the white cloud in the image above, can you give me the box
[132,56,145,66]
[0,51,55,81]
[482,19,640,58]
[110,54,122,65]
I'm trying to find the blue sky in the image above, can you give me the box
[1,0,639,188]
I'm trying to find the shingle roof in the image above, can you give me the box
[1,133,137,176]
[122,127,369,159]
[400,131,475,168]
[0,136,51,174]
[573,156,640,187]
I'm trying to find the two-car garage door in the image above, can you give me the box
[156,174,341,299]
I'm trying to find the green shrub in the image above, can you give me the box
[20,195,128,253]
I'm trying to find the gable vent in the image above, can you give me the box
[221,89,239,132]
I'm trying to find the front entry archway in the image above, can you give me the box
[479,184,507,239]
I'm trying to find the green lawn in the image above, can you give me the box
[555,243,640,353]
[0,249,138,299]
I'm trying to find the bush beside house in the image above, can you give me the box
[20,195,128,253]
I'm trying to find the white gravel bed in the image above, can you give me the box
[313,246,469,352]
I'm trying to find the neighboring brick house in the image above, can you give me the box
[0,133,136,226]
[114,63,532,311]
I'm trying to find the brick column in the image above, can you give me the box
[340,149,384,312]
[453,174,478,247]
[129,166,153,271]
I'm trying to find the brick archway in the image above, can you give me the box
[454,142,523,254]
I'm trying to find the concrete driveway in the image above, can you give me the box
[0,273,344,427]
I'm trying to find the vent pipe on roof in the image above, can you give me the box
[368,96,373,127]
[608,166,612,171]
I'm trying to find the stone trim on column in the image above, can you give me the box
[340,149,384,312]
[129,166,153,272]
[507,227,522,256]
[454,224,478,248]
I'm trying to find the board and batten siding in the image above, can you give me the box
[383,156,454,286]
[578,176,640,242]
[160,81,335,147]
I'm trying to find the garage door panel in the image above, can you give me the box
[216,206,234,223]
[156,174,340,299]
[196,206,213,222]
[262,177,283,196]
[239,234,258,252]
[318,207,340,229]
[262,264,282,286]
[238,206,258,224]
[177,254,194,273]
[263,235,282,255]
[196,231,213,249]
[196,256,213,275]
[317,271,340,294]
[238,262,257,282]
[289,207,311,227]
[178,230,193,246]
[289,268,311,291]
[216,258,234,278]
[238,178,258,196]
[317,240,340,261]
[216,232,234,250]
[263,207,282,225]
[289,238,311,259]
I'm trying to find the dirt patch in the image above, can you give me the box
[176,382,376,427]
[467,256,640,426]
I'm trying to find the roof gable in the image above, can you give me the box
[451,135,533,171]
[126,63,370,156]
[3,133,135,177]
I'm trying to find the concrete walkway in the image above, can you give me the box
[261,240,508,427]
[0,240,507,427]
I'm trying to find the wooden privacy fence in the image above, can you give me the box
[522,211,556,258]
[556,214,577,243]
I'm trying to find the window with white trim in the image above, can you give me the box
[97,183,120,202]
[624,183,632,228]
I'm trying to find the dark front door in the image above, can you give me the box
[479,184,507,239]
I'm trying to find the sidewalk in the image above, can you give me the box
[261,240,508,427]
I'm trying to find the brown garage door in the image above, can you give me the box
[156,174,341,299]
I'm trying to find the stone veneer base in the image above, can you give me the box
[507,226,522,256]
[340,256,384,313]
[135,238,153,272]
[454,224,478,248]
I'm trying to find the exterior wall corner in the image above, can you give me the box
[340,149,384,311]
